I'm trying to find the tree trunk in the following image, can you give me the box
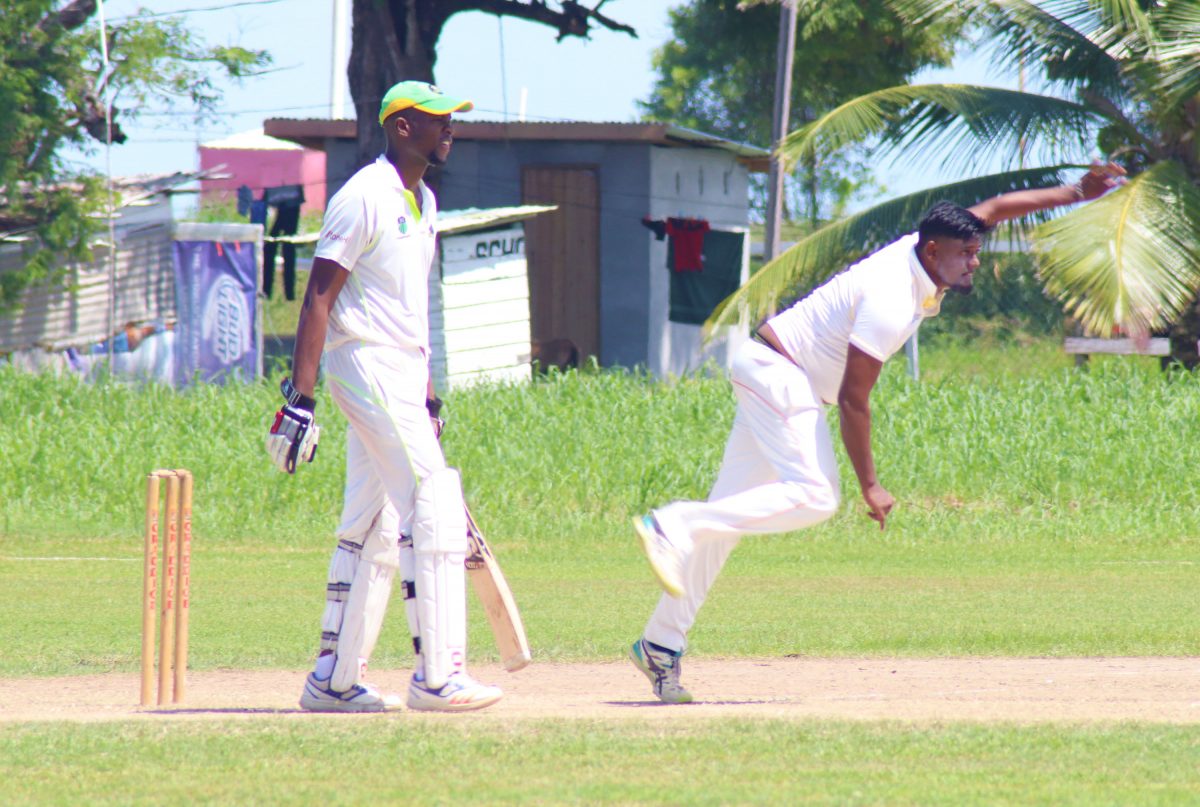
[349,0,446,166]
[347,1,634,167]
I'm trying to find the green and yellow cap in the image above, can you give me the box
[378,81,474,125]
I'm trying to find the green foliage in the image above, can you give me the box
[639,0,959,222]
[0,2,269,304]
[710,166,1069,329]
[1034,161,1200,335]
[729,0,1200,347]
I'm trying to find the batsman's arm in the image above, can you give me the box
[290,257,350,397]
[838,345,894,530]
[968,162,1126,227]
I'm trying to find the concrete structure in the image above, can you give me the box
[199,129,326,216]
[264,119,767,376]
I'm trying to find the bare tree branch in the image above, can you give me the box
[459,0,636,41]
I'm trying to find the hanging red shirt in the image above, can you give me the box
[666,218,710,272]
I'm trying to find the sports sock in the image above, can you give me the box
[646,639,680,657]
[314,652,335,680]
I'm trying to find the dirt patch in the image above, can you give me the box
[1,657,1196,724]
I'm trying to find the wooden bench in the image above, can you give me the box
[1063,336,1170,366]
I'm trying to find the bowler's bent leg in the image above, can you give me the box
[643,408,773,652]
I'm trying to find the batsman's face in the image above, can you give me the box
[391,110,455,167]
[409,111,454,166]
[927,235,982,295]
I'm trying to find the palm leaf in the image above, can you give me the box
[1155,0,1200,105]
[705,166,1071,334]
[1033,161,1200,336]
[780,83,1099,179]
[891,0,1130,97]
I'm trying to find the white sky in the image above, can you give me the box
[70,0,1027,211]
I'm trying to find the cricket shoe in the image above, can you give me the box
[406,672,503,712]
[299,672,404,713]
[632,514,686,598]
[629,638,693,704]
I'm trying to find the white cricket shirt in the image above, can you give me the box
[314,155,439,352]
[766,232,943,405]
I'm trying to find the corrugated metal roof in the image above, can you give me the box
[0,170,215,240]
[263,119,770,170]
[200,128,305,151]
[258,204,558,245]
[438,205,557,235]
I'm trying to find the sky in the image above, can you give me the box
[71,0,1026,212]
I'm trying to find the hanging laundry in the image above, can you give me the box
[640,216,667,241]
[668,230,744,325]
[262,184,305,301]
[665,217,710,272]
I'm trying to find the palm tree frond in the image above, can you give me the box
[780,84,1099,177]
[706,166,1071,335]
[1033,161,1200,336]
[1155,1,1200,105]
[975,0,1130,96]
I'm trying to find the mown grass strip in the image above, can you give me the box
[2,719,1196,806]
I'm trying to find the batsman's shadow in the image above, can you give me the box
[145,707,301,716]
[606,698,790,708]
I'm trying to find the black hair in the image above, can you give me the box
[916,201,989,249]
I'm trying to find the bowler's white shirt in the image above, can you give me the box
[767,232,942,404]
[314,155,439,352]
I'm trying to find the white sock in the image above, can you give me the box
[314,653,335,680]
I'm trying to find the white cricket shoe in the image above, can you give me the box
[633,514,686,598]
[299,673,403,713]
[629,638,694,704]
[406,672,503,712]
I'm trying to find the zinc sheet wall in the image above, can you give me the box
[429,224,532,391]
[0,220,175,353]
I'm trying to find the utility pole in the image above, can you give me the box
[763,0,797,271]
[331,0,348,118]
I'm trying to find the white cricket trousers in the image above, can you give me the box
[643,340,841,652]
[324,343,445,540]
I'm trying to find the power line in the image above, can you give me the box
[110,0,285,23]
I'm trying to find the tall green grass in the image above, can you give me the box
[2,342,1196,545]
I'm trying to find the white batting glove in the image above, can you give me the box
[265,378,320,474]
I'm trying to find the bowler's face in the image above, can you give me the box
[927,235,982,294]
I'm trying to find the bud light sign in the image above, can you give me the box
[172,240,258,386]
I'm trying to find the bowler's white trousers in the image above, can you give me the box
[643,340,841,652]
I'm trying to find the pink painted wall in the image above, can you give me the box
[199,147,326,216]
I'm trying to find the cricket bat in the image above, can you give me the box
[464,505,531,672]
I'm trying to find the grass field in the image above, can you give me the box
[3,720,1197,805]
[1,338,1197,804]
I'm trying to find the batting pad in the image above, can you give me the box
[413,468,469,689]
[329,509,401,692]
